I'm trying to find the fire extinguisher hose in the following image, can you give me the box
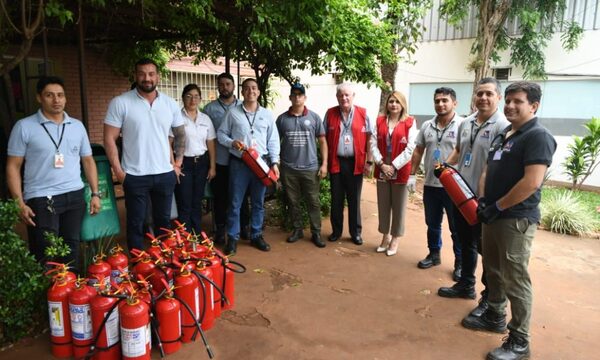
[219,259,246,307]
[174,294,214,359]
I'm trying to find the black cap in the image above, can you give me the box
[291,83,306,95]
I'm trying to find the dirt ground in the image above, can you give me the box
[1,179,599,360]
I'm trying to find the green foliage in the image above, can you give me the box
[276,178,331,231]
[563,117,600,190]
[0,200,48,346]
[44,0,74,26]
[43,231,71,260]
[540,189,598,236]
[107,41,172,82]
[439,0,583,82]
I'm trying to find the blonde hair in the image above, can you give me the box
[386,91,409,121]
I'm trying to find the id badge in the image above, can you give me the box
[433,148,441,162]
[344,134,351,145]
[493,149,503,160]
[251,137,258,149]
[464,152,472,167]
[54,153,65,168]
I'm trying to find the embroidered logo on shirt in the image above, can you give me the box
[400,136,407,144]
[481,130,491,139]
[447,131,456,139]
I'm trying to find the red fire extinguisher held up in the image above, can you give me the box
[434,163,479,225]
[48,274,75,358]
[119,296,151,360]
[89,291,121,360]
[68,279,96,359]
[236,143,279,186]
[155,279,182,355]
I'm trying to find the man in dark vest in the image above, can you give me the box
[324,83,373,245]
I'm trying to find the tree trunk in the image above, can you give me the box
[378,61,398,115]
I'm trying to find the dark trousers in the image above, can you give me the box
[26,189,85,272]
[454,206,487,291]
[422,186,460,259]
[330,157,363,238]
[175,155,209,234]
[281,165,321,234]
[212,164,249,235]
[123,171,177,251]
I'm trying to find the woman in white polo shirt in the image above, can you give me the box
[173,84,216,234]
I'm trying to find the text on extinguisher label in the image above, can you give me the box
[48,301,65,337]
[452,173,475,199]
[69,303,93,340]
[121,325,148,357]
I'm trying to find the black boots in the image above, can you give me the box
[462,308,507,333]
[487,333,530,360]
[287,229,304,243]
[438,282,476,299]
[453,259,462,282]
[417,251,441,269]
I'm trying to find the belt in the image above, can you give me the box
[338,156,355,159]
[184,154,207,163]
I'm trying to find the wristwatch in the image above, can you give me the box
[91,192,102,198]
[366,160,373,165]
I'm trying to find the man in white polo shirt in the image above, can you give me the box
[104,58,186,251]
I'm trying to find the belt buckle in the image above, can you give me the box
[194,156,200,163]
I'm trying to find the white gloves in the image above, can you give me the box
[407,175,416,193]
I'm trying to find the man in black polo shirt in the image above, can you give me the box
[462,81,556,360]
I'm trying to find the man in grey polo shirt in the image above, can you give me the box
[409,87,462,277]
[7,76,101,272]
[104,58,186,251]
[276,83,328,248]
[439,78,509,318]
[217,78,280,256]
[203,72,249,244]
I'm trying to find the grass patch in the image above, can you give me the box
[541,186,600,235]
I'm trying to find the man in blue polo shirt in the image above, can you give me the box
[217,78,280,256]
[104,58,186,251]
[7,76,101,271]
[276,83,328,248]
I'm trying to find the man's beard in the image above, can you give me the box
[137,82,157,93]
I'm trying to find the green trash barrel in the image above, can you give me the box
[80,144,121,241]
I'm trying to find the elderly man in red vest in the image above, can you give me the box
[324,83,373,245]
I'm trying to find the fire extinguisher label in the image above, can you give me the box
[48,301,65,337]
[146,323,152,349]
[452,173,475,198]
[121,325,148,357]
[111,268,128,283]
[210,284,214,310]
[103,310,120,347]
[194,287,200,319]
[69,303,93,340]
[88,276,111,287]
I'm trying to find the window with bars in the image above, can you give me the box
[157,71,219,108]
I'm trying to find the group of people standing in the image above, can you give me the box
[6,55,555,360]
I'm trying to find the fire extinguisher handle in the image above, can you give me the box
[225,260,247,274]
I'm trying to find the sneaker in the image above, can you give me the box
[486,333,530,360]
[251,235,271,252]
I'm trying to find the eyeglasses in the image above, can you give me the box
[184,94,201,100]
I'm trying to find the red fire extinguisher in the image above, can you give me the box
[150,257,173,296]
[174,264,200,343]
[238,145,279,186]
[48,275,75,358]
[119,296,151,360]
[221,258,247,311]
[107,246,129,284]
[206,255,224,319]
[131,249,156,281]
[155,279,182,354]
[46,262,77,284]
[68,279,96,359]
[89,291,121,360]
[434,164,479,225]
[193,262,217,331]
[88,254,112,288]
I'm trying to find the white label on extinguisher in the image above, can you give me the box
[452,173,475,198]
[146,323,152,350]
[48,301,65,337]
[111,268,128,283]
[69,303,92,340]
[103,310,119,347]
[121,325,147,357]
[194,287,200,319]
[88,276,111,288]
[210,284,215,310]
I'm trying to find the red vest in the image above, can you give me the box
[325,106,369,175]
[374,115,414,184]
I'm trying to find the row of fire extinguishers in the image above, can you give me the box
[46,223,246,360]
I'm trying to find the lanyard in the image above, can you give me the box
[340,108,353,132]
[217,98,235,113]
[433,120,450,146]
[41,122,66,153]
[469,120,488,148]
[244,108,258,135]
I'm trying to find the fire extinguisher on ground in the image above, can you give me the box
[119,296,151,360]
[154,279,182,355]
[434,163,479,225]
[69,279,96,359]
[48,274,75,358]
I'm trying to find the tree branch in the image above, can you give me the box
[0,0,22,33]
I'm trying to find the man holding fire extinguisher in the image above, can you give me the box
[438,78,509,317]
[217,78,280,256]
[463,82,556,359]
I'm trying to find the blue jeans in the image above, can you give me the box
[123,171,177,251]
[422,186,460,259]
[175,155,209,234]
[227,157,266,241]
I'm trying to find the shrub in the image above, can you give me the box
[0,200,48,346]
[540,190,598,236]
[563,117,600,190]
